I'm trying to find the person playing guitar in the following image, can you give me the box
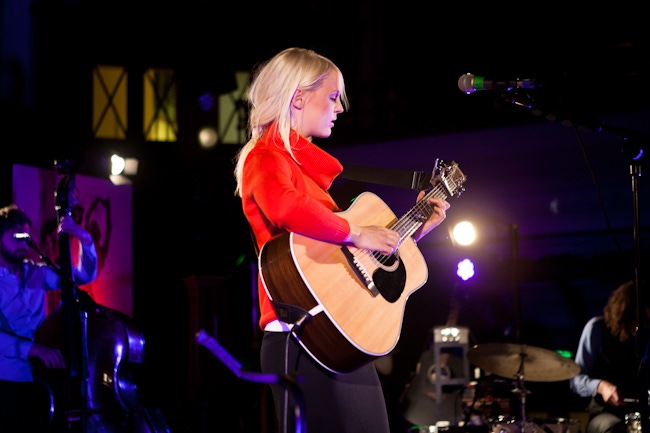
[233,47,460,433]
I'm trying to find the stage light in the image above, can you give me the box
[434,326,469,343]
[111,154,126,175]
[198,126,218,148]
[110,154,138,176]
[451,221,476,246]
[456,258,475,281]
[109,154,138,185]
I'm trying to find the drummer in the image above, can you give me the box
[569,280,650,433]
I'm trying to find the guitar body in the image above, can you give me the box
[259,191,428,373]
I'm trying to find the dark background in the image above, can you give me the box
[1,1,649,432]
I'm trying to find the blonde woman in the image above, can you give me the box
[234,47,450,432]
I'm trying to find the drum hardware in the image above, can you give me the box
[489,416,581,433]
[408,424,449,433]
[626,412,643,433]
[462,379,512,426]
[467,343,580,433]
[538,417,580,433]
[489,415,540,433]
[400,327,470,427]
[466,343,580,383]
[623,390,650,432]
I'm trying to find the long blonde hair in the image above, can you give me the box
[233,47,349,197]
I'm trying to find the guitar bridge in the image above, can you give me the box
[341,246,379,297]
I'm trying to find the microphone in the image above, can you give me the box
[13,232,37,249]
[458,73,538,94]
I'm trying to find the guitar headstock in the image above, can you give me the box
[431,159,467,198]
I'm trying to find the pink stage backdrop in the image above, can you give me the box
[12,164,133,317]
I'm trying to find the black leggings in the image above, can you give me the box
[260,331,390,433]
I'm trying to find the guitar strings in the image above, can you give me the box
[393,185,446,245]
[352,183,448,268]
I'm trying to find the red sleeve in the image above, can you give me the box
[243,149,350,243]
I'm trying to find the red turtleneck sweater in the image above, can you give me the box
[240,125,352,329]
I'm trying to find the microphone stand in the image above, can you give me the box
[195,329,306,433]
[25,237,59,274]
[501,92,648,431]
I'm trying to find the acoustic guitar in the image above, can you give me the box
[259,160,467,373]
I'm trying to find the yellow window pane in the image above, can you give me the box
[93,65,127,139]
[143,68,177,142]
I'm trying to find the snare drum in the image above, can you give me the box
[490,416,540,433]
[538,418,580,433]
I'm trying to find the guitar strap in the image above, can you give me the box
[339,163,431,190]
[272,301,313,327]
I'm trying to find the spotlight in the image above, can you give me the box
[456,258,475,281]
[109,154,138,185]
[451,221,476,246]
[110,154,138,175]
[111,154,126,175]
[198,126,218,148]
[434,326,468,343]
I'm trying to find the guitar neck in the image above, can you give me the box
[391,185,448,244]
[391,159,466,246]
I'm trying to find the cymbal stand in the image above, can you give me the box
[511,346,530,433]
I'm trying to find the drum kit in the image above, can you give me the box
[407,342,582,433]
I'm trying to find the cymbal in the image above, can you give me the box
[467,343,580,382]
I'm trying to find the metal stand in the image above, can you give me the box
[511,347,531,433]
[432,326,470,426]
[196,330,306,433]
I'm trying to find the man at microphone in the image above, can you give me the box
[0,204,97,432]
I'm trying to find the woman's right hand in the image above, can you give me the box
[346,223,400,255]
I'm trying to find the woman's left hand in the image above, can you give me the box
[413,193,450,242]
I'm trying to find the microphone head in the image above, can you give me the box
[13,232,36,249]
[458,73,476,94]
